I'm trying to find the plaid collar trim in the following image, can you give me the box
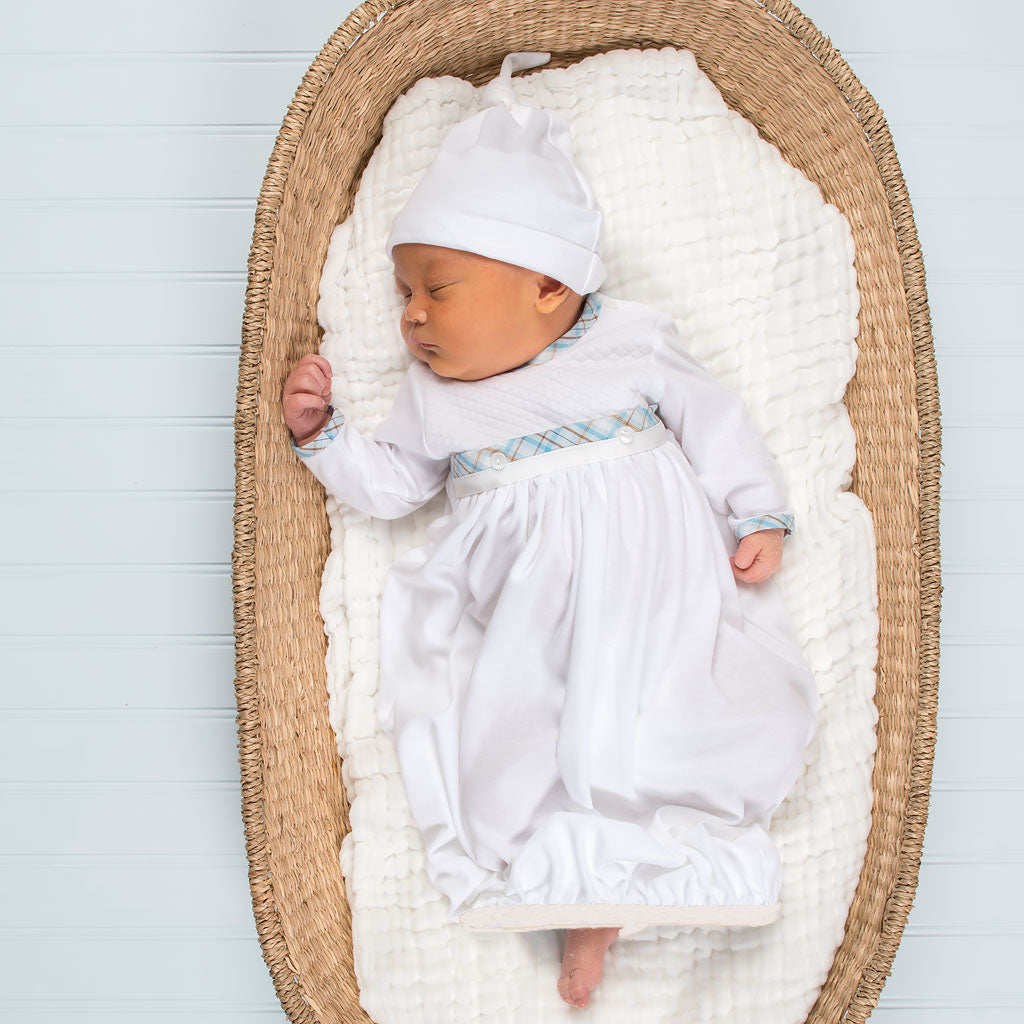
[521,292,603,367]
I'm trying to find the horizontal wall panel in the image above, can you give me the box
[0,639,235,709]
[5,0,355,52]
[0,712,241,782]
[907,861,1024,929]
[838,1011,1023,1023]
[937,643,1024,709]
[0,56,308,127]
[817,58,1024,129]
[940,570,1023,641]
[939,500,1024,568]
[0,1010,285,1024]
[0,936,280,1002]
[929,717,1024,786]
[0,127,275,200]
[939,426,1023,498]
[2,859,256,929]
[2,423,234,491]
[893,131,1024,202]
[937,356,1024,423]
[795,0,1024,52]
[910,208,1022,279]
[0,205,257,275]
[0,494,234,566]
[878,934,1022,1003]
[923,789,1024,859]
[0,278,246,349]
[0,786,250,855]
[0,568,232,637]
[0,350,239,420]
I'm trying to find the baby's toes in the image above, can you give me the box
[557,967,591,1009]
[568,971,592,1008]
[557,972,576,1007]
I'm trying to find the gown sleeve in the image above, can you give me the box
[648,313,796,540]
[292,360,450,520]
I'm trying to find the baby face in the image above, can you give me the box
[391,243,548,381]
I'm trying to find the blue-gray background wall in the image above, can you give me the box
[2,1,1019,1020]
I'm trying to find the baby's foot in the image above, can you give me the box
[557,926,620,1009]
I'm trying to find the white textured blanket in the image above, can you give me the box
[316,47,877,1024]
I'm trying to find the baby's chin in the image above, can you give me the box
[409,348,480,380]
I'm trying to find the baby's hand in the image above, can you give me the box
[729,528,785,583]
[283,354,334,445]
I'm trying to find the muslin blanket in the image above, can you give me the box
[314,46,877,1024]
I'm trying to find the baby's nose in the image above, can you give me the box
[405,303,426,324]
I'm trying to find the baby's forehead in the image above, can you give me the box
[392,244,513,278]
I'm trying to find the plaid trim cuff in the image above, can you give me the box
[732,512,795,540]
[292,407,345,459]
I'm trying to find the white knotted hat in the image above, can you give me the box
[385,52,606,295]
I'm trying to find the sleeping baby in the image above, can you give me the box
[283,52,818,1011]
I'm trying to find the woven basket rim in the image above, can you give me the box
[233,2,941,1021]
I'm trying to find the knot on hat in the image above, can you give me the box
[385,52,606,296]
[479,51,551,110]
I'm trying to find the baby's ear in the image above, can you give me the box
[534,275,576,313]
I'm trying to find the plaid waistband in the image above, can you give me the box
[451,404,662,478]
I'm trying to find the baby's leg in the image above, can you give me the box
[557,926,620,1009]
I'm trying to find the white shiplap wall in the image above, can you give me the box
[1,1,1020,1020]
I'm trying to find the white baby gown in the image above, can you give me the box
[296,292,819,937]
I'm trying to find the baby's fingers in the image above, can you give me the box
[288,392,330,411]
[294,353,333,380]
[285,365,331,398]
[730,554,770,583]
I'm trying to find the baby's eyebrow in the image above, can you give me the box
[394,264,455,287]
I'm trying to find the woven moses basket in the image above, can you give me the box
[232,1,941,1021]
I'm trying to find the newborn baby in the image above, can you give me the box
[283,52,817,1011]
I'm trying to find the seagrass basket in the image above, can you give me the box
[232,1,941,1020]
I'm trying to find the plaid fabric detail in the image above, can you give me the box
[733,512,795,539]
[522,293,603,367]
[292,407,346,459]
[451,404,661,478]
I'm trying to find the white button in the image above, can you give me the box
[616,427,634,444]
[490,452,508,469]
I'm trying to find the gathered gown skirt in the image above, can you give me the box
[376,423,819,935]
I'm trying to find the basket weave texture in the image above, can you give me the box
[232,2,941,1021]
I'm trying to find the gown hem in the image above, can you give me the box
[459,901,782,935]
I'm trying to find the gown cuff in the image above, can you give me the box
[292,407,346,459]
[730,511,795,540]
